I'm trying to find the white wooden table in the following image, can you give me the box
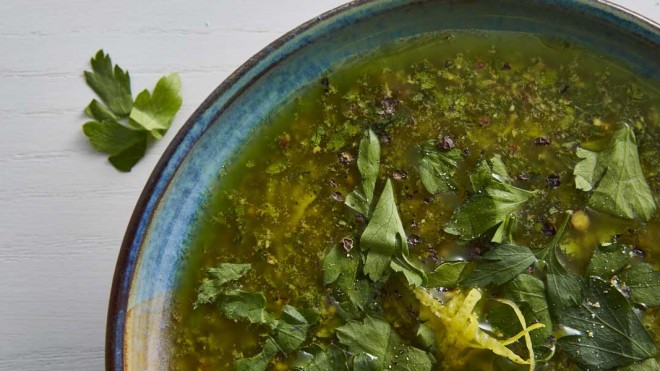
[0,1,657,370]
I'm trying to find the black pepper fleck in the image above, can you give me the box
[534,137,552,146]
[407,234,421,247]
[393,169,408,181]
[340,237,353,253]
[338,152,354,165]
[546,175,561,189]
[331,192,343,202]
[321,77,330,93]
[438,135,456,151]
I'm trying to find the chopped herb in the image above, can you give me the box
[445,156,536,241]
[322,245,372,314]
[292,344,348,371]
[360,179,426,286]
[415,141,462,194]
[194,263,252,307]
[619,262,660,306]
[219,290,271,325]
[619,358,660,371]
[557,277,657,369]
[426,261,467,288]
[534,214,584,315]
[585,242,631,278]
[336,315,433,371]
[273,305,320,352]
[461,243,537,287]
[503,274,553,349]
[574,125,656,221]
[345,129,381,217]
[235,337,280,371]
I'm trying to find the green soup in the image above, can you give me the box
[168,32,660,370]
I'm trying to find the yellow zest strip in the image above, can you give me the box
[494,298,544,371]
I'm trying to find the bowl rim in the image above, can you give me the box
[105,0,659,369]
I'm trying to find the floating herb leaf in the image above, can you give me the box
[619,263,660,307]
[585,242,631,278]
[292,344,349,371]
[574,125,656,221]
[274,305,320,352]
[322,245,372,313]
[345,129,381,217]
[619,358,660,371]
[415,141,462,194]
[461,244,537,287]
[426,261,468,288]
[235,337,280,371]
[557,277,657,369]
[336,315,433,371]
[504,274,553,349]
[194,263,252,307]
[534,213,584,315]
[219,290,271,325]
[445,156,536,241]
[360,179,426,285]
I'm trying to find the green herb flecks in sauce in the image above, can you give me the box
[168,32,660,370]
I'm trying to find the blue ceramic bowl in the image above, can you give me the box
[106,0,660,369]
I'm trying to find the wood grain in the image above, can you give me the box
[0,0,656,370]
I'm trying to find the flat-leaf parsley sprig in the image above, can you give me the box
[82,50,182,172]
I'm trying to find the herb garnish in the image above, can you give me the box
[361,179,426,286]
[415,141,462,194]
[461,243,537,287]
[82,50,182,171]
[557,277,657,369]
[336,315,433,371]
[574,124,656,221]
[445,155,536,241]
[534,213,584,315]
[345,129,380,217]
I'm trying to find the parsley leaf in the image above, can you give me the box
[292,344,348,371]
[235,337,280,371]
[82,50,182,171]
[415,141,462,194]
[585,242,631,278]
[504,274,553,349]
[336,315,433,371]
[273,305,320,352]
[461,243,537,287]
[574,125,656,221]
[129,73,183,139]
[322,245,372,314]
[619,358,660,371]
[219,290,271,325]
[534,213,584,315]
[84,50,133,117]
[360,179,426,285]
[619,263,660,306]
[557,277,657,369]
[352,353,381,370]
[345,129,381,217]
[445,156,536,241]
[194,263,252,307]
[426,261,467,288]
[82,120,148,172]
[85,99,118,122]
